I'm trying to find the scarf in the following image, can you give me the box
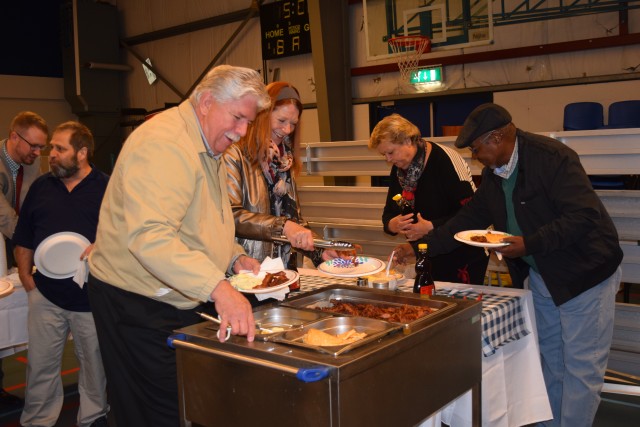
[262,137,299,264]
[396,139,427,207]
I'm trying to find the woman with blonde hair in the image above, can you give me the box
[370,113,488,284]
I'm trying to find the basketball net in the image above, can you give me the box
[388,35,431,83]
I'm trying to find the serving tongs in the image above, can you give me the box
[273,236,355,251]
[197,312,278,335]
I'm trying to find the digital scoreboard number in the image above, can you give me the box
[260,0,311,60]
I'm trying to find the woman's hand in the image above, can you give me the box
[283,220,315,251]
[321,249,339,261]
[399,213,433,241]
[393,243,415,265]
[388,213,413,234]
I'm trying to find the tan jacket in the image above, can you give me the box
[223,143,309,262]
[89,101,245,309]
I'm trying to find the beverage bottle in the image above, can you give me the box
[413,243,435,296]
[401,203,418,224]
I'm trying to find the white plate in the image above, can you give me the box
[317,257,386,278]
[454,230,512,248]
[231,269,299,294]
[0,280,14,298]
[34,232,91,279]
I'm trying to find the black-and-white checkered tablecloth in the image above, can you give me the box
[297,274,530,357]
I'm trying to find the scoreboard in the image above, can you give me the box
[260,0,311,60]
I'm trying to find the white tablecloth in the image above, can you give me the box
[297,268,552,427]
[0,271,28,358]
[431,282,552,427]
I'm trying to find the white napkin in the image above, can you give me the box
[255,257,290,302]
[72,257,89,288]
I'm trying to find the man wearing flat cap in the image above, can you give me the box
[395,103,622,426]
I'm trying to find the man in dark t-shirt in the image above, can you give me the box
[13,121,110,427]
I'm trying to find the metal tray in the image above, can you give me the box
[252,306,331,340]
[270,316,402,357]
[282,286,456,329]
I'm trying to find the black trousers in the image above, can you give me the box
[87,274,216,427]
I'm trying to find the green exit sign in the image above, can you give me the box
[410,66,443,84]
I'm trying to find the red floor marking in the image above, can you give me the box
[4,367,80,392]
[61,367,80,376]
[5,383,25,392]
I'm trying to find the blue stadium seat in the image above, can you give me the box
[607,100,640,128]
[563,102,625,189]
[563,102,604,131]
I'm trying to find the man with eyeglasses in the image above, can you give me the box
[0,111,48,411]
[1,112,48,263]
[395,103,623,426]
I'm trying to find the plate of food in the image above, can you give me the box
[229,269,299,294]
[317,256,385,278]
[454,230,512,248]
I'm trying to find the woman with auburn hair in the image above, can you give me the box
[224,82,337,269]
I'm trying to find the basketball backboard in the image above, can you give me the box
[363,0,493,60]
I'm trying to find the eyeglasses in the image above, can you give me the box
[468,130,498,155]
[14,131,47,152]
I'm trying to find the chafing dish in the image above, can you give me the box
[171,285,482,427]
[269,316,402,356]
[252,306,331,338]
[282,285,456,330]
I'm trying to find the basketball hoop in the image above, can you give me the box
[388,35,431,83]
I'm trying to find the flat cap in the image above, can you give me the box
[455,103,512,148]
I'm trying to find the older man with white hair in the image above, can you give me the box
[87,65,271,427]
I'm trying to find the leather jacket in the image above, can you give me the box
[223,144,318,264]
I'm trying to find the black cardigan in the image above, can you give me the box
[382,142,488,284]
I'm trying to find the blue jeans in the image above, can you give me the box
[529,267,621,427]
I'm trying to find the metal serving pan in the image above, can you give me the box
[282,285,456,330]
[252,306,331,340]
[269,316,402,357]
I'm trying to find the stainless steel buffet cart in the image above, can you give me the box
[170,285,482,427]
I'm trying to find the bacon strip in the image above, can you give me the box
[254,271,289,289]
[318,299,433,323]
